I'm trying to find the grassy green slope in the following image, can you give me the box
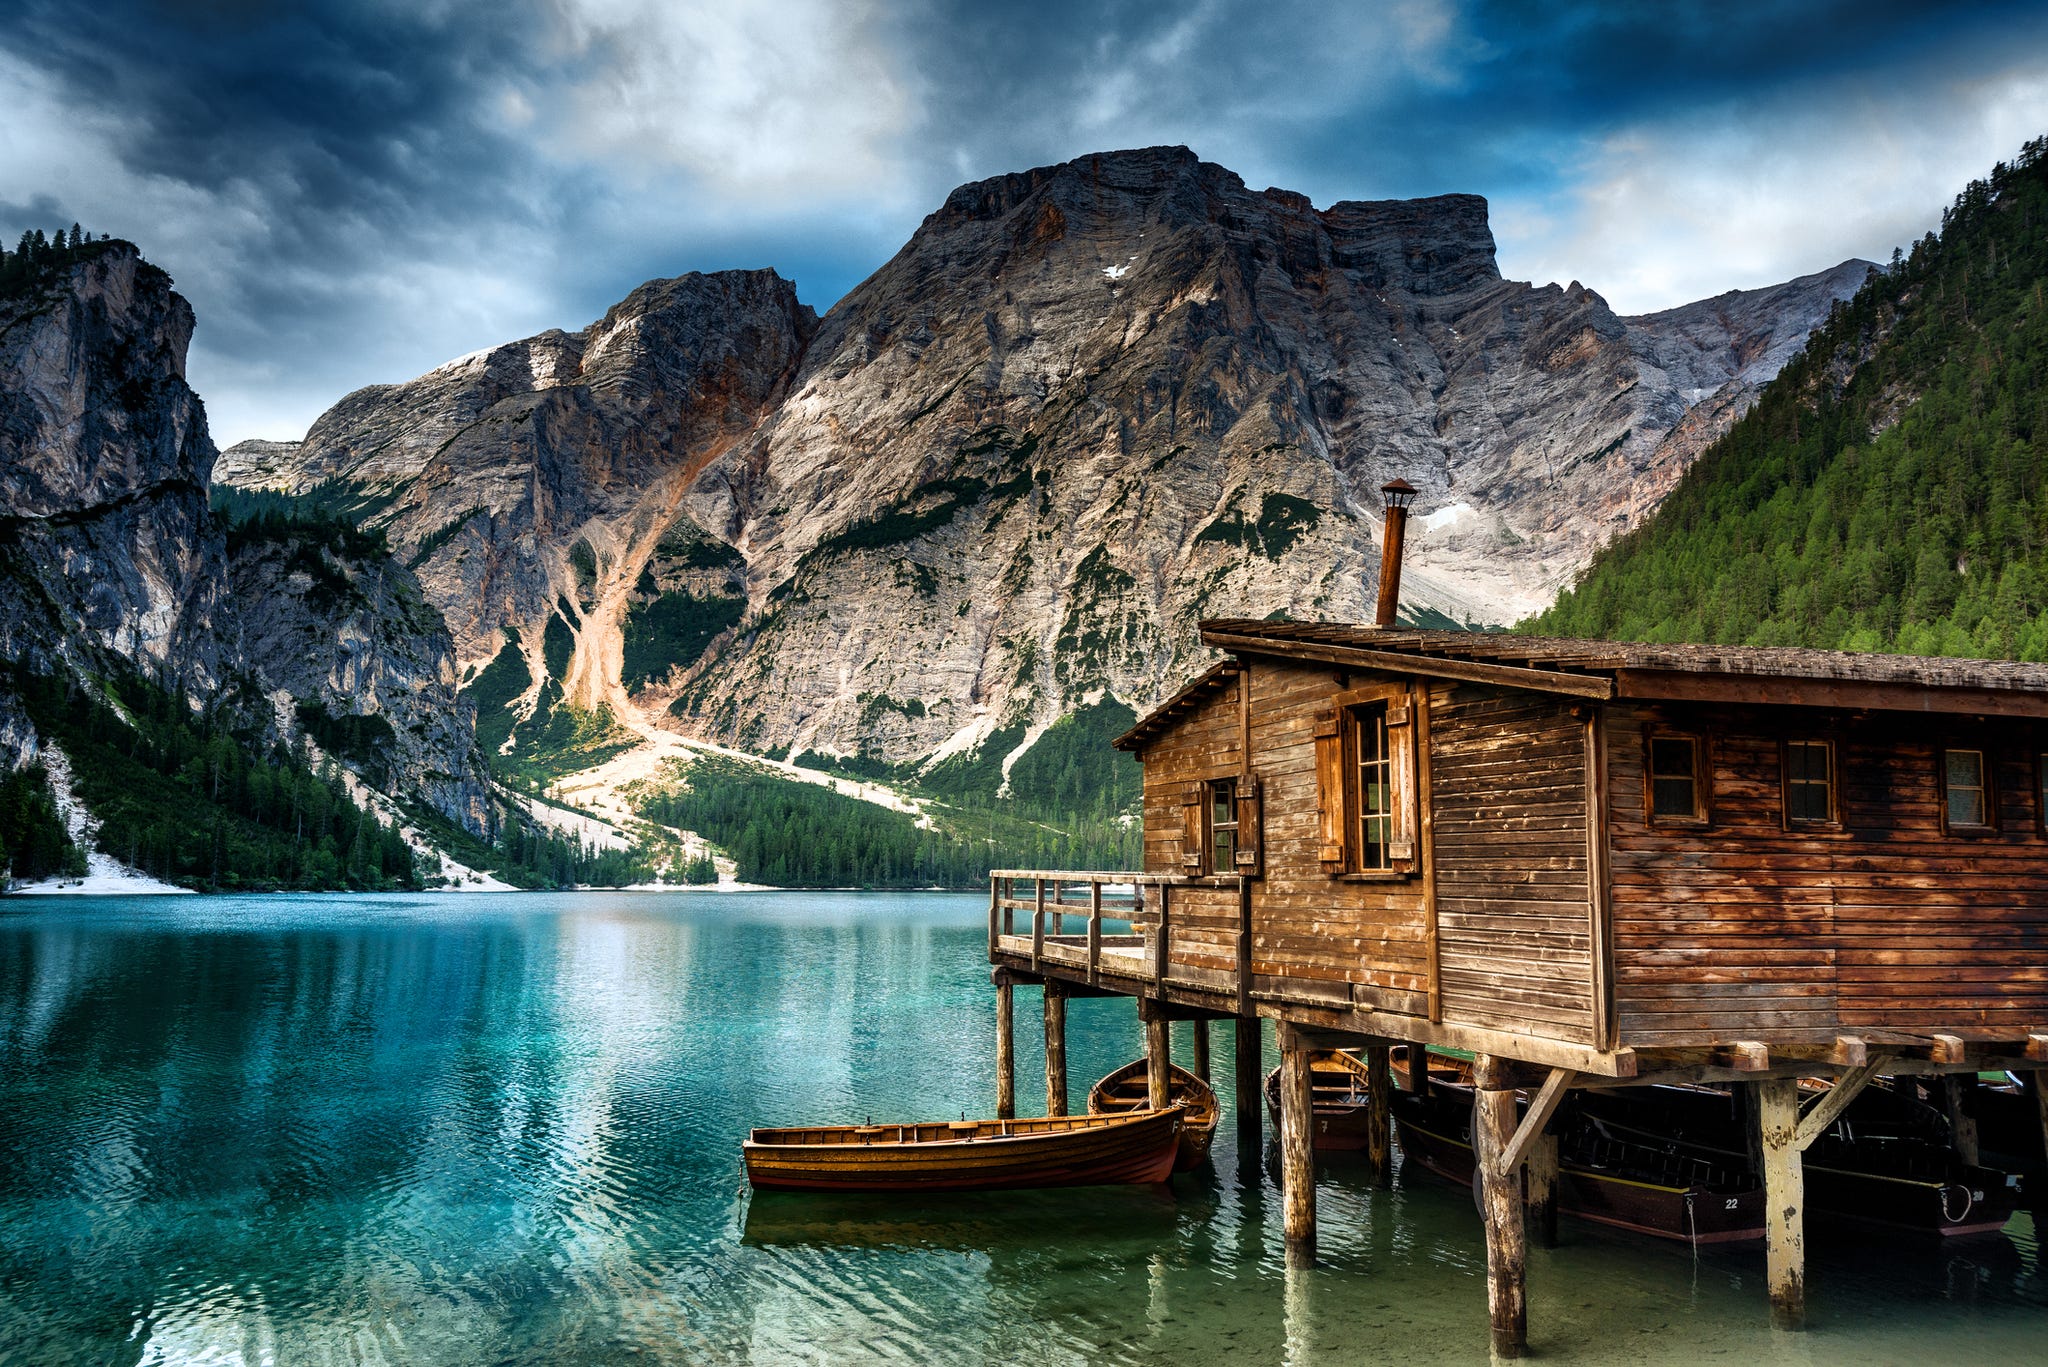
[1529,138,2048,658]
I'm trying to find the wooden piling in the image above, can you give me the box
[1525,1129,1559,1249]
[1043,983,1068,1117]
[1279,1025,1316,1266]
[1472,1063,1527,1359]
[1192,1019,1212,1084]
[1364,1043,1392,1188]
[2032,1072,2048,1225]
[1145,1014,1172,1111]
[995,978,1016,1121]
[1943,1075,1981,1166]
[1754,1076,1805,1331]
[1235,1015,1263,1162]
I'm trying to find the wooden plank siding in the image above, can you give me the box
[1136,663,1600,1041]
[1429,685,1596,1045]
[1604,701,2048,1046]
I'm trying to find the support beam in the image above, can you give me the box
[1492,1069,1577,1178]
[1146,1014,1172,1111]
[1364,1043,1392,1188]
[995,978,1016,1121]
[1278,1026,1317,1267]
[1793,1054,1894,1150]
[1043,983,1068,1118]
[1525,1129,1560,1250]
[1191,1018,1212,1085]
[1754,1077,1805,1331]
[1235,1015,1264,1163]
[1471,1068,1527,1359]
[1943,1075,1981,1166]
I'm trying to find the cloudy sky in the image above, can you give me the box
[5,0,2046,446]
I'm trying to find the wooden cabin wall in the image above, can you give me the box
[1138,673,1245,977]
[1247,661,1432,1015]
[1429,684,1597,1045]
[1604,701,2048,1047]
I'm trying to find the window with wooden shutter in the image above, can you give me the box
[1181,785,1205,869]
[1235,777,1263,876]
[1314,709,1347,868]
[1317,689,1421,876]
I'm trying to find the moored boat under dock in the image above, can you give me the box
[1088,1059,1218,1170]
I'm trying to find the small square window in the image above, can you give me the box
[1944,749,1988,829]
[1785,740,1833,824]
[1648,735,1704,821]
[1207,778,1238,874]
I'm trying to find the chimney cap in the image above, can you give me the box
[1380,478,1417,510]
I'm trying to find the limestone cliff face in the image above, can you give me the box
[671,148,1868,762]
[221,147,1869,772]
[0,246,492,837]
[0,245,226,691]
[215,270,817,719]
[229,532,495,834]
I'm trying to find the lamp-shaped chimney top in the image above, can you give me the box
[1374,478,1415,628]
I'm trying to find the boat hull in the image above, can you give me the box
[1391,1090,1766,1245]
[1261,1051,1380,1151]
[1087,1061,1218,1171]
[743,1108,1185,1193]
[1577,1083,2022,1239]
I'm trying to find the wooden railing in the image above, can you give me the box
[988,869,1190,988]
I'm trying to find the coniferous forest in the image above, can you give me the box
[1531,139,2048,656]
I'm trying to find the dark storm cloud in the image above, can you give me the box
[2,1,2045,443]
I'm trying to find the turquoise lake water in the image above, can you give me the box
[0,891,2041,1365]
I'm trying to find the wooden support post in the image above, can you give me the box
[1407,1043,1431,1098]
[1279,1025,1317,1267]
[1192,1018,1212,1084]
[1525,1130,1560,1249]
[1235,1015,1264,1162]
[995,978,1016,1121]
[1087,880,1103,986]
[987,878,999,957]
[1364,1043,1392,1189]
[1043,983,1068,1117]
[1031,879,1046,970]
[1754,1077,1804,1331]
[1943,1075,1981,1166]
[2030,1072,2048,1224]
[1152,882,1171,994]
[1146,1014,1172,1111]
[1471,1064,1527,1359]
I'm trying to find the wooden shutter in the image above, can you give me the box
[1235,776,1263,877]
[1387,698,1417,865]
[1181,785,1205,870]
[1314,709,1347,869]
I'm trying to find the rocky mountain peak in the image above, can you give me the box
[216,149,1874,784]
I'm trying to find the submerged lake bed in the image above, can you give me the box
[0,891,2040,1365]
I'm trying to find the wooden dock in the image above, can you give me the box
[988,617,2048,1356]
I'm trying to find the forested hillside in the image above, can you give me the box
[1530,138,2048,656]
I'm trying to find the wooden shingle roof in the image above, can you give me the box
[1113,620,2048,748]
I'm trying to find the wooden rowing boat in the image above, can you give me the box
[1260,1047,1466,1151]
[1572,1083,2021,1239]
[1086,1060,1218,1171]
[1262,1049,1377,1150]
[1391,1084,1767,1245]
[743,1106,1185,1192]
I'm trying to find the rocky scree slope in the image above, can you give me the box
[0,244,493,839]
[219,147,1869,778]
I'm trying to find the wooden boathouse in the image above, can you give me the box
[988,616,2048,1355]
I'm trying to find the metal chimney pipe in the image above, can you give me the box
[1375,478,1416,628]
